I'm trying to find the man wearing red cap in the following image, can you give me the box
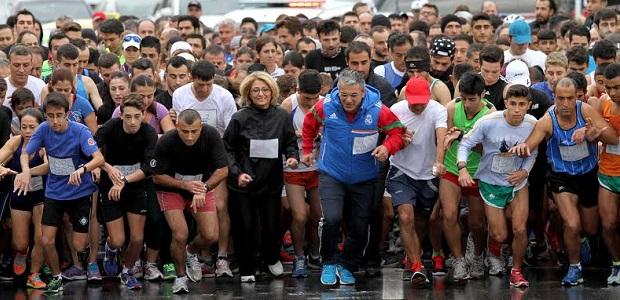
[386,77,447,286]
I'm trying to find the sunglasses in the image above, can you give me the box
[123,35,141,43]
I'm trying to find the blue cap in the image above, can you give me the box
[509,20,532,44]
[259,23,276,35]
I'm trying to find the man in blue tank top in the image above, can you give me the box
[511,78,618,286]
[13,92,105,293]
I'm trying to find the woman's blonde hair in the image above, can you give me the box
[239,71,280,107]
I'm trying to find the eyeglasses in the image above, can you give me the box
[251,88,272,95]
[123,35,141,43]
[420,11,436,16]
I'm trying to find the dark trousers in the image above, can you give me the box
[319,173,375,272]
[144,179,172,262]
[364,161,390,266]
[229,190,281,276]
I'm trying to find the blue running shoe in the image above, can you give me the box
[336,264,356,285]
[562,265,584,286]
[320,264,337,285]
[103,243,119,276]
[87,262,102,281]
[292,256,308,278]
[120,271,143,290]
[580,238,591,264]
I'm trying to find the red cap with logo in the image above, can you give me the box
[405,77,431,105]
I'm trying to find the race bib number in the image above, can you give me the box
[174,173,203,181]
[250,139,279,159]
[491,153,516,173]
[353,133,379,155]
[559,142,589,162]
[196,109,217,127]
[48,156,75,176]
[30,176,43,191]
[114,163,141,177]
[606,143,620,156]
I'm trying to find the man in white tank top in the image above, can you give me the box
[280,70,324,278]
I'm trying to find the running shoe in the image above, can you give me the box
[607,265,620,285]
[452,257,469,282]
[185,249,202,282]
[120,271,142,290]
[201,262,215,278]
[468,254,485,279]
[510,268,529,288]
[432,255,446,276]
[279,250,294,265]
[27,273,46,289]
[46,275,63,293]
[292,256,308,278]
[562,265,584,286]
[13,252,27,276]
[336,264,355,285]
[163,263,176,281]
[307,255,321,270]
[87,262,102,281]
[268,261,283,277]
[487,252,505,276]
[408,262,430,287]
[61,265,86,280]
[172,275,189,294]
[320,264,337,285]
[215,257,233,277]
[144,262,163,281]
[133,261,144,279]
[103,243,119,276]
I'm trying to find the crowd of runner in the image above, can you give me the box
[0,0,619,295]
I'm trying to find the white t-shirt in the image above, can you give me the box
[389,100,447,180]
[172,82,238,136]
[504,48,547,71]
[4,75,46,108]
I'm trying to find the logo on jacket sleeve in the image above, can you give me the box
[364,114,373,125]
[329,113,338,120]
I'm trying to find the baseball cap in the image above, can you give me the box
[405,77,431,105]
[430,37,455,57]
[177,52,196,62]
[371,15,391,28]
[505,60,531,87]
[170,41,192,56]
[509,20,532,45]
[259,23,276,35]
[122,34,141,50]
[188,0,202,8]
[92,12,106,22]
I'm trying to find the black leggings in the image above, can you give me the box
[144,179,173,263]
[229,190,281,276]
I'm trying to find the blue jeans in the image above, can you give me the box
[319,173,375,272]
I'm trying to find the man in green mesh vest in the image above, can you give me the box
[440,72,495,282]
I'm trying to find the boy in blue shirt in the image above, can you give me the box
[13,92,104,293]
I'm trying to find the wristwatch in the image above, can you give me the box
[120,175,128,184]
[457,161,467,170]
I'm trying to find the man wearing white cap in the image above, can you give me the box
[388,76,447,285]
[122,34,141,73]
[504,20,547,71]
[504,59,553,265]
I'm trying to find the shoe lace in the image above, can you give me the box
[295,258,305,271]
[188,254,201,269]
